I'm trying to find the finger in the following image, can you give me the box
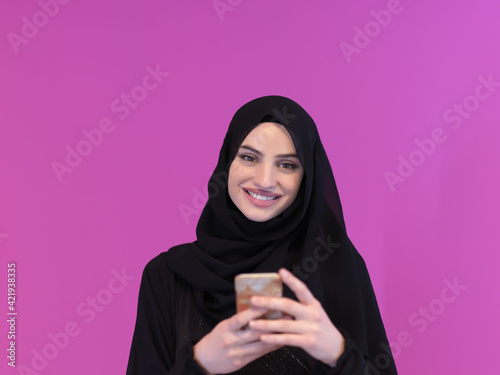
[248,318,309,334]
[228,306,268,331]
[217,327,263,349]
[250,295,307,319]
[221,341,280,372]
[233,340,281,357]
[260,332,309,348]
[279,268,317,305]
[233,328,265,344]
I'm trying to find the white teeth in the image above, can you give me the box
[246,190,278,201]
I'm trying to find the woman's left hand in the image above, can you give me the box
[248,268,345,367]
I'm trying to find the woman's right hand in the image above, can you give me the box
[193,307,281,374]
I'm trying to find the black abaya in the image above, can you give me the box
[127,96,398,374]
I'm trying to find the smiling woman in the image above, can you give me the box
[127,96,398,374]
[228,122,304,222]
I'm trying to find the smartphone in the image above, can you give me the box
[235,272,283,319]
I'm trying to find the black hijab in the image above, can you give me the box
[166,95,392,366]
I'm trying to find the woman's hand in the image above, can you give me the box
[194,306,281,374]
[248,268,345,367]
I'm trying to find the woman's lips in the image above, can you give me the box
[243,188,282,208]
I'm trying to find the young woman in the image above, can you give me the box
[127,96,398,374]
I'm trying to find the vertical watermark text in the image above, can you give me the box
[16,268,135,374]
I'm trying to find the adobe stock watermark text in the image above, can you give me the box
[51,64,169,182]
[384,73,499,192]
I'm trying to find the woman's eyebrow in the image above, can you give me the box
[239,145,299,159]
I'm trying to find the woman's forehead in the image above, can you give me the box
[239,122,297,154]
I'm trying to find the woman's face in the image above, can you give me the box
[228,122,304,222]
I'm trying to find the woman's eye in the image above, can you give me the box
[279,162,297,170]
[239,154,256,163]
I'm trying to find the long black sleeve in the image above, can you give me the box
[126,252,397,374]
[126,260,207,375]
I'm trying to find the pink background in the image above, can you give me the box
[1,0,499,373]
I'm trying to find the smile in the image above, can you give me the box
[245,190,280,201]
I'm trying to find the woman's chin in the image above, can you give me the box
[241,206,283,222]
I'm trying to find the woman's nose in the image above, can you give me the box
[253,164,276,189]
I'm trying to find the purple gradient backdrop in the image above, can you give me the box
[1,0,499,374]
